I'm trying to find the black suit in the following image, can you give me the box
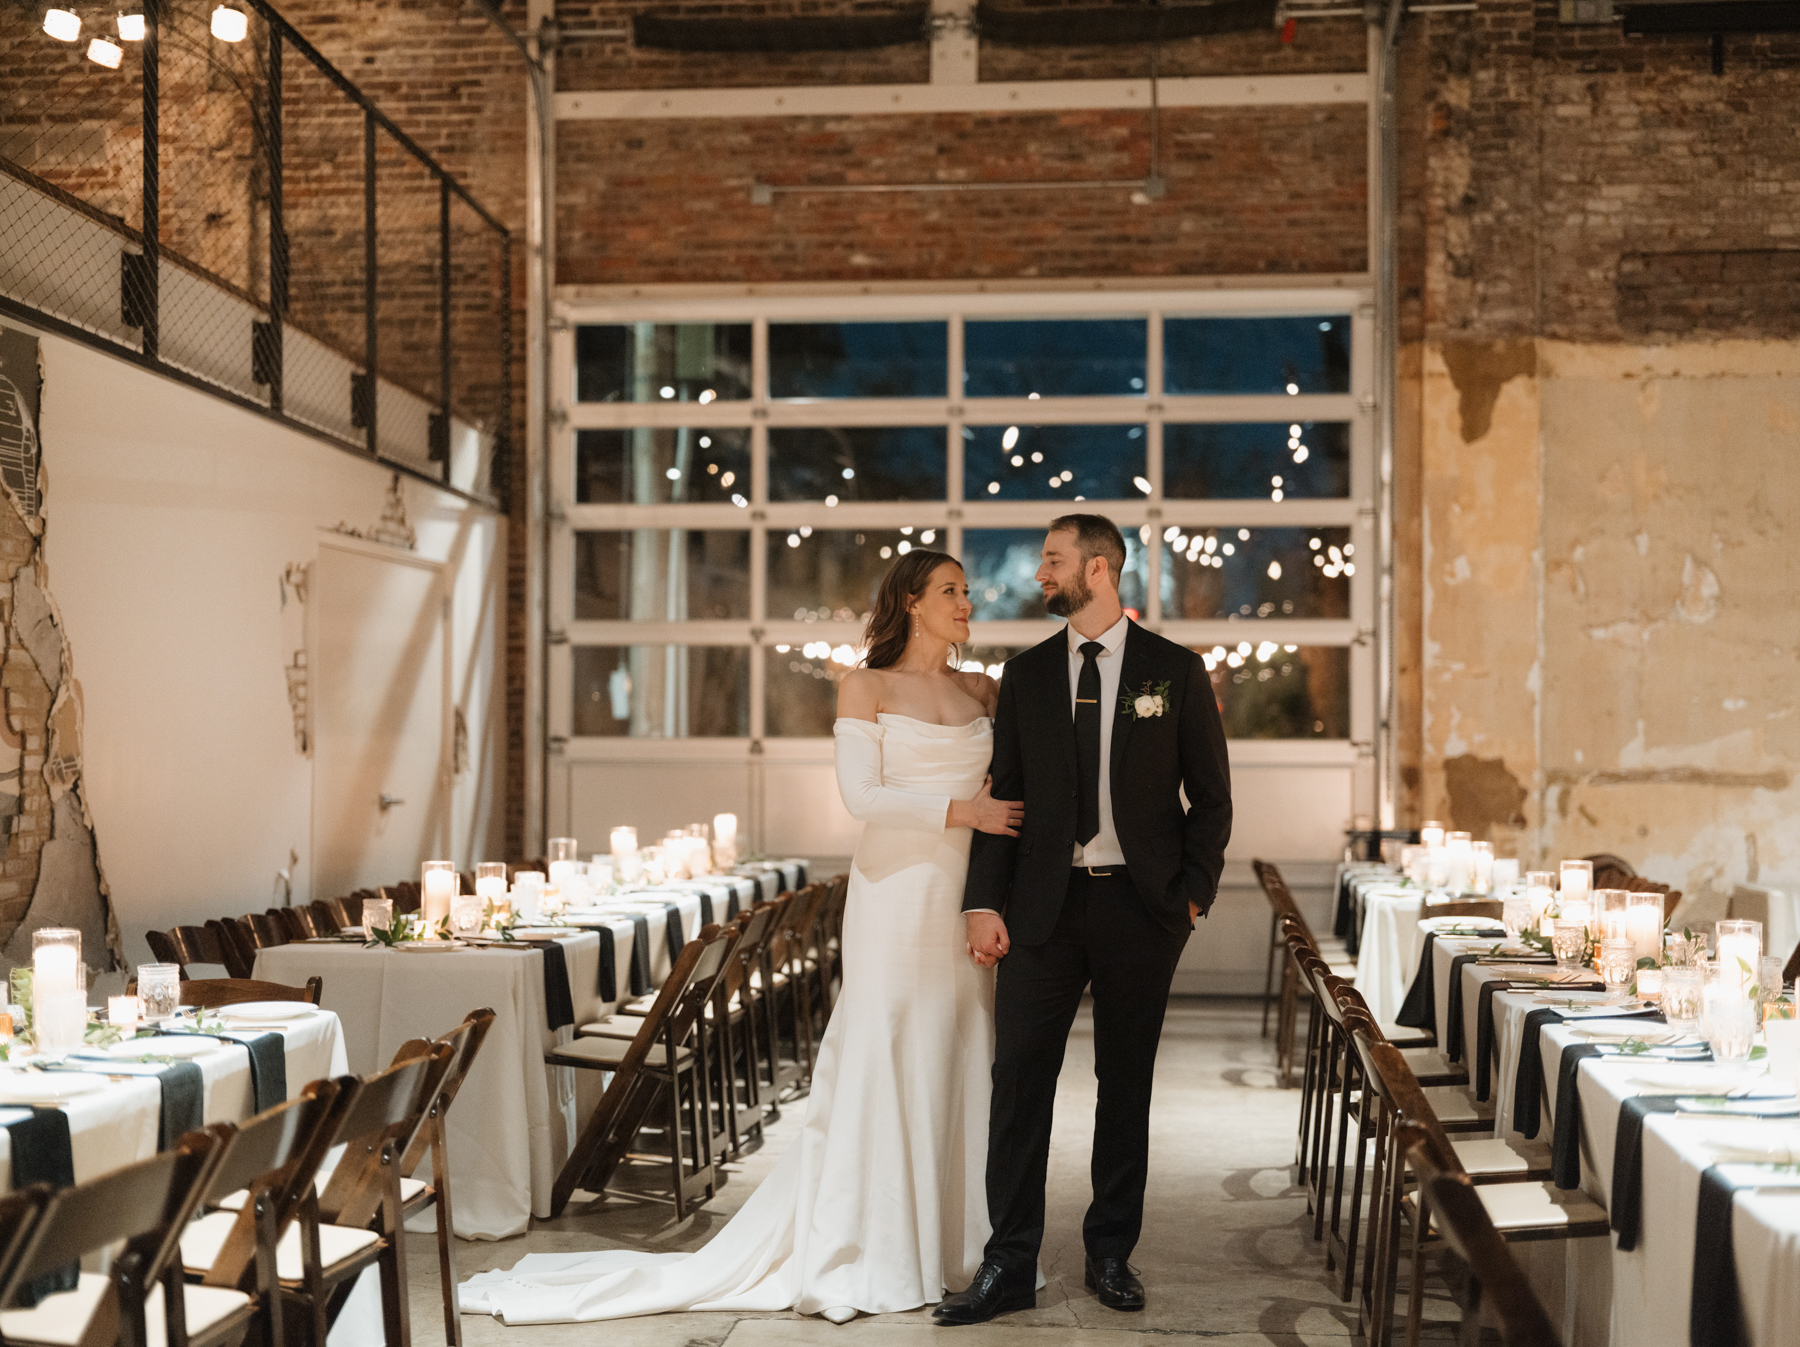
[965,620,1231,1269]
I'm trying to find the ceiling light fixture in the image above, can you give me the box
[210,5,247,41]
[87,35,122,65]
[43,8,81,40]
[117,12,144,39]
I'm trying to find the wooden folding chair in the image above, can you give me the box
[394,1009,497,1347]
[178,977,323,1010]
[306,900,345,934]
[145,923,255,981]
[1352,1036,1594,1347]
[770,885,826,1092]
[236,913,289,953]
[180,1080,350,1347]
[377,883,420,915]
[270,908,315,942]
[1399,1125,1564,1347]
[547,924,741,1220]
[2,1131,240,1347]
[718,903,781,1149]
[1253,859,1302,1044]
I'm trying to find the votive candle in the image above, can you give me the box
[107,995,138,1035]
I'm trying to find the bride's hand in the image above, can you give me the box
[949,777,1022,836]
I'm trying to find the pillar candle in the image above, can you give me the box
[611,826,643,885]
[1419,821,1445,849]
[33,943,77,993]
[1471,842,1494,895]
[421,864,456,935]
[1626,895,1663,965]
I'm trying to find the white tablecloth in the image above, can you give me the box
[1352,885,1425,1029]
[1476,988,1800,1345]
[255,932,604,1240]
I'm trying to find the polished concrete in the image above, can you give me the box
[400,1000,1447,1346]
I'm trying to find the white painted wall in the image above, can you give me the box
[32,331,505,969]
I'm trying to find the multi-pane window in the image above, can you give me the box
[554,296,1372,747]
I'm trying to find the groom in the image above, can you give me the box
[935,513,1232,1325]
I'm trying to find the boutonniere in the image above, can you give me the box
[1120,679,1172,719]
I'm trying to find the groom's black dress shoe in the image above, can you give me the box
[1085,1256,1145,1312]
[932,1262,1036,1325]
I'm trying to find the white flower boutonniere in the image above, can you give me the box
[1120,679,1172,719]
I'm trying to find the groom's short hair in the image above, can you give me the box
[1049,513,1127,590]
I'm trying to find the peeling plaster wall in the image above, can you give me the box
[22,326,505,975]
[1416,337,1800,904]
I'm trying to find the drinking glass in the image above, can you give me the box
[548,837,579,864]
[361,898,394,937]
[1705,995,1757,1064]
[1665,933,1696,967]
[1552,921,1588,973]
[450,894,484,938]
[1502,896,1531,940]
[1662,967,1704,1034]
[138,962,180,1025]
[1597,938,1635,1003]
[1760,956,1787,1005]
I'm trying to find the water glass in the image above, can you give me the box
[1552,921,1588,972]
[1705,994,1757,1064]
[1597,938,1636,1002]
[1759,956,1786,1004]
[1665,933,1697,967]
[1662,967,1704,1033]
[1502,896,1531,940]
[138,962,180,1024]
[361,898,394,937]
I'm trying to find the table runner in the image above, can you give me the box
[1443,951,1486,1062]
[1691,1164,1800,1347]
[141,1030,287,1113]
[1475,978,1531,1101]
[1396,932,1440,1033]
[1611,1095,1685,1250]
[503,940,574,1031]
[1512,1007,1567,1137]
[1551,1044,1607,1188]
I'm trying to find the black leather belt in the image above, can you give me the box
[1074,865,1127,878]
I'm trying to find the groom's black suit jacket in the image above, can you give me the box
[963,620,1233,946]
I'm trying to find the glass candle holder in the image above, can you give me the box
[1705,993,1758,1064]
[512,870,544,922]
[1426,847,1450,891]
[1626,892,1664,966]
[1636,966,1663,1004]
[420,861,458,936]
[1665,932,1696,967]
[1595,889,1631,942]
[1502,896,1531,940]
[1552,921,1588,972]
[1559,860,1593,903]
[107,995,138,1035]
[475,861,508,909]
[1444,832,1473,894]
[548,837,579,864]
[1715,919,1763,995]
[1597,938,1636,1002]
[1491,856,1520,890]
[1471,840,1495,894]
[610,826,643,885]
[1525,871,1556,930]
[1662,967,1704,1034]
[138,962,180,1024]
[32,928,85,1059]
[1419,820,1445,849]
[361,898,394,938]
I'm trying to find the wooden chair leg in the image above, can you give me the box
[1262,909,1280,1036]
[375,1156,411,1347]
[430,1120,462,1347]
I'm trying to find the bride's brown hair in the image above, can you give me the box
[861,549,963,670]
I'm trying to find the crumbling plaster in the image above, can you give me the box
[1420,335,1800,904]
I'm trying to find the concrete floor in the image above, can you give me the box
[398,1000,1440,1347]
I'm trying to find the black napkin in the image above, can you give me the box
[1443,952,1485,1063]
[153,1060,204,1149]
[4,1107,76,1303]
[1474,978,1527,1102]
[696,890,714,926]
[150,1030,285,1113]
[519,939,574,1030]
[1334,870,1355,939]
[1550,1043,1606,1188]
[595,925,616,1003]
[1610,1095,1684,1250]
[656,903,683,961]
[1687,1164,1800,1347]
[1511,1007,1567,1137]
[1395,932,1438,1033]
[625,915,653,994]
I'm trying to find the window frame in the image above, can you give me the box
[550,284,1375,762]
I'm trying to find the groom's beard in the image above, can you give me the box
[1044,570,1093,619]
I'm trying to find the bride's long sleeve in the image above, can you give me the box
[833,718,952,831]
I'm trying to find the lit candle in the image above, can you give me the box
[421,861,457,936]
[1636,967,1663,1001]
[1471,841,1494,895]
[547,858,577,889]
[1597,889,1631,941]
[1715,919,1763,996]
[1444,832,1473,894]
[611,826,643,885]
[108,995,138,1035]
[713,813,738,869]
[1626,893,1663,965]
[1559,898,1591,932]
[1525,871,1556,925]
[1491,857,1520,889]
[33,942,77,993]
[1559,859,1593,902]
[1420,821,1445,849]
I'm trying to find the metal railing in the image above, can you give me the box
[0,0,511,504]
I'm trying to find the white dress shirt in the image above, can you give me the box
[1069,614,1129,868]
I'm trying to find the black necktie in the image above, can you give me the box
[1075,640,1103,846]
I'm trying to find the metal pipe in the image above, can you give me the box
[1370,0,1404,828]
[753,177,1159,197]
[140,0,160,363]
[363,108,378,457]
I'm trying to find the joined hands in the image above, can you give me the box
[966,911,1010,967]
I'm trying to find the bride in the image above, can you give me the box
[461,549,1022,1325]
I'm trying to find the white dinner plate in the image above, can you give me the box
[395,941,466,952]
[219,1001,319,1021]
[1573,1022,1702,1044]
[511,928,569,940]
[94,1035,217,1059]
[1698,1129,1800,1162]
[0,1071,107,1103]
[1625,1063,1768,1092]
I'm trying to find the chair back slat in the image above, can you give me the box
[1400,1123,1564,1347]
[179,976,322,1009]
[307,900,344,934]
[239,912,289,949]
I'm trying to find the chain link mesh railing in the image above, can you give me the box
[0,0,510,504]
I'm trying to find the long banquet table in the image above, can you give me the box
[1380,904,1800,1347]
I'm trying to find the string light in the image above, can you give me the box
[210,4,247,40]
[43,8,80,40]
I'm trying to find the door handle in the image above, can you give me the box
[379,794,406,812]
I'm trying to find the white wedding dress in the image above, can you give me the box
[460,712,996,1323]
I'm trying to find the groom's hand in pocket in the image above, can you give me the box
[966,911,1010,966]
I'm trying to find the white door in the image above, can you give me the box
[311,537,450,902]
